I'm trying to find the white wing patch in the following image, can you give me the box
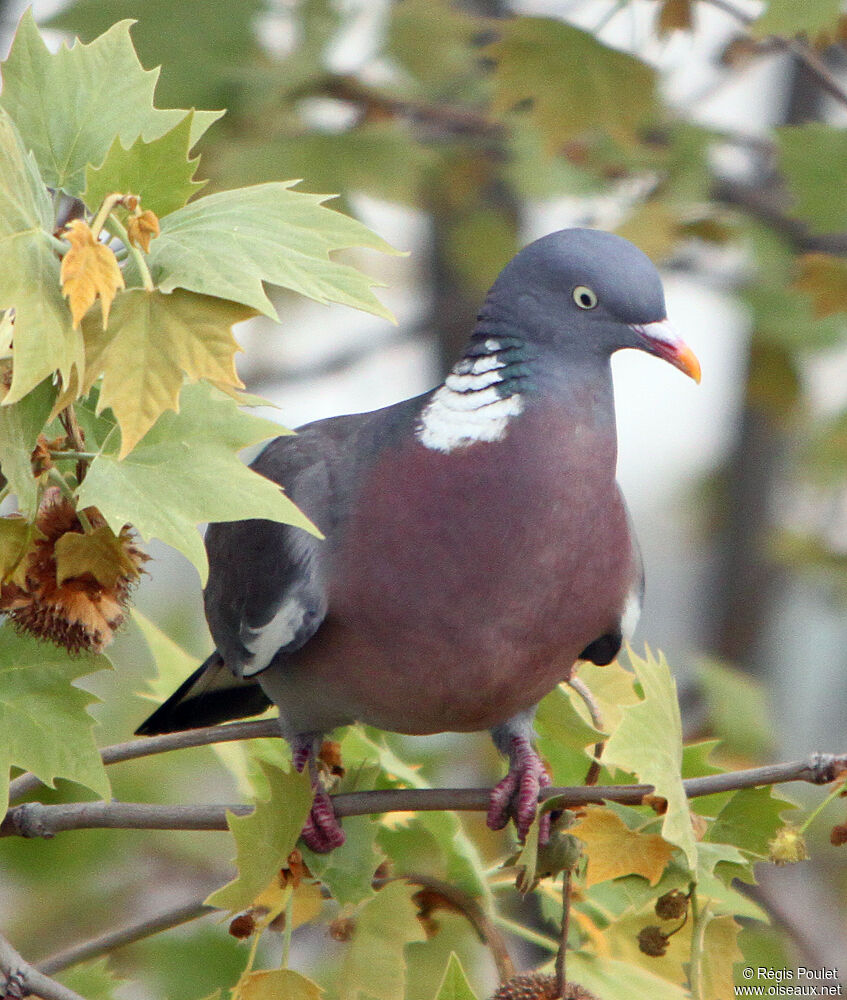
[240,597,307,677]
[416,388,524,452]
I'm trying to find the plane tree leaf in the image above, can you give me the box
[75,383,315,582]
[0,623,111,815]
[205,760,314,913]
[80,288,251,457]
[0,107,83,403]
[486,17,656,153]
[569,806,675,887]
[0,11,220,197]
[603,648,698,871]
[60,220,125,329]
[83,112,205,219]
[0,379,56,515]
[433,954,479,1000]
[132,181,398,321]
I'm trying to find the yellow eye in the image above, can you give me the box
[573,285,598,309]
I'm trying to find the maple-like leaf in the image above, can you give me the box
[0,516,39,585]
[132,181,398,321]
[54,523,143,588]
[602,648,698,871]
[205,761,314,913]
[79,288,251,457]
[486,17,656,153]
[341,881,428,1000]
[0,11,221,197]
[0,622,111,815]
[82,112,204,219]
[76,383,315,582]
[0,108,83,404]
[569,807,674,888]
[233,970,323,1000]
[61,221,125,329]
[0,380,56,515]
[433,954,479,1000]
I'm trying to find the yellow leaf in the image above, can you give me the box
[60,220,125,329]
[252,876,323,931]
[54,524,143,588]
[127,209,160,253]
[80,288,251,458]
[569,807,674,887]
[793,252,847,318]
[700,915,742,1000]
[234,969,323,1000]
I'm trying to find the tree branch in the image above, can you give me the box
[0,931,86,1000]
[3,752,844,840]
[8,719,282,805]
[36,900,215,977]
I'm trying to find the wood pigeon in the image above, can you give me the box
[137,228,700,852]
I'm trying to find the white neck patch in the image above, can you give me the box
[416,341,525,453]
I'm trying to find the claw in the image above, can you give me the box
[293,734,346,853]
[486,735,551,843]
[301,784,346,853]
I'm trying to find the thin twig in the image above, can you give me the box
[36,899,215,977]
[8,718,282,805]
[0,931,87,1000]
[567,675,605,786]
[554,870,572,997]
[701,0,847,111]
[3,752,845,840]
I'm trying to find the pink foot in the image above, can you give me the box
[301,785,346,853]
[487,736,551,843]
[291,733,346,853]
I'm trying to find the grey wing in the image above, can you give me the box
[203,433,332,679]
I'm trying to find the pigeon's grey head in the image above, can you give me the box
[484,228,700,382]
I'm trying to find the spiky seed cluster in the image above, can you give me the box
[489,974,599,1000]
[768,825,809,865]
[0,490,147,653]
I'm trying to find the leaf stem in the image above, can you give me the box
[49,451,100,462]
[491,914,559,954]
[106,215,155,292]
[799,779,846,834]
[280,885,295,968]
[688,889,709,1000]
[90,193,125,240]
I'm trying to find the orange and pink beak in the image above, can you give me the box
[628,319,701,384]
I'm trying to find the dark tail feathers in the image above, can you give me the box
[135,652,273,736]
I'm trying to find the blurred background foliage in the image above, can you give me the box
[3,0,847,995]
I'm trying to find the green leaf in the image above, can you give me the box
[341,880,428,1000]
[535,683,604,785]
[132,607,201,704]
[433,953,479,1000]
[567,952,691,1000]
[696,659,776,761]
[205,760,313,913]
[235,969,323,1000]
[0,623,111,815]
[0,378,56,514]
[0,516,37,581]
[602,648,697,871]
[752,0,842,40]
[80,288,251,458]
[83,111,206,218]
[0,13,220,197]
[706,786,797,873]
[487,17,656,153]
[777,124,847,235]
[301,813,382,907]
[48,0,265,110]
[57,958,124,1000]
[0,107,83,404]
[76,382,315,582]
[132,182,398,321]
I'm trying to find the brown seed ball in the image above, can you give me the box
[489,974,599,1000]
[638,925,670,957]
[655,889,688,920]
